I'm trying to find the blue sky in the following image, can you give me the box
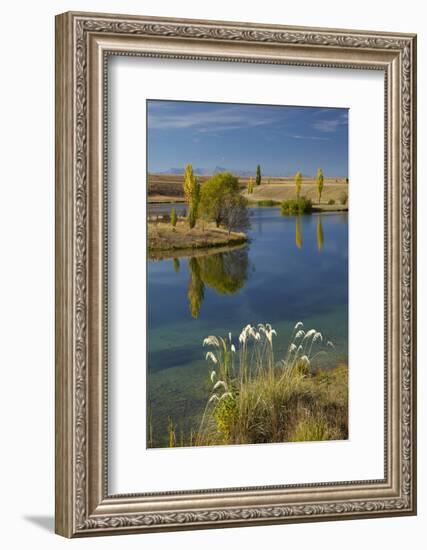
[147,100,348,177]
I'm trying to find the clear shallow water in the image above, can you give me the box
[147,206,348,447]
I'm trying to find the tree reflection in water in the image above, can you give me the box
[173,257,180,273]
[186,247,249,318]
[182,213,327,320]
[187,257,205,318]
[294,215,326,251]
[295,216,302,249]
[316,215,324,251]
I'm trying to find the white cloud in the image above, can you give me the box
[148,104,277,133]
[312,111,348,133]
[289,134,330,141]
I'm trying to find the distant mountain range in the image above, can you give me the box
[155,167,310,177]
[162,167,208,175]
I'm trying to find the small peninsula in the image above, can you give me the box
[148,219,248,257]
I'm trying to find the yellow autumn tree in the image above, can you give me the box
[316,168,324,204]
[183,164,200,228]
[295,171,302,199]
[183,164,196,204]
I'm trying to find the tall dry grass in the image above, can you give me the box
[196,322,347,446]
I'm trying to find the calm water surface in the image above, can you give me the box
[147,206,348,447]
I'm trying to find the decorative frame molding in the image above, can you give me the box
[55,11,417,537]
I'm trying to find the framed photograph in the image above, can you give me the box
[55,11,417,537]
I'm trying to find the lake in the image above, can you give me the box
[147,205,348,447]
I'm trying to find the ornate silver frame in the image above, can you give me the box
[55,11,417,537]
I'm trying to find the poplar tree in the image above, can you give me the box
[295,171,302,199]
[188,179,200,229]
[247,177,254,195]
[183,163,200,228]
[316,168,324,204]
[183,164,196,204]
[256,164,262,186]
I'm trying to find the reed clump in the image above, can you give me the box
[196,322,348,445]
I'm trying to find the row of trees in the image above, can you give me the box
[178,164,329,232]
[294,168,324,204]
[249,166,326,204]
[249,165,327,205]
[179,165,250,235]
[248,166,327,205]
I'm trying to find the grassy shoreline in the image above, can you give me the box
[247,200,348,213]
[148,220,248,255]
[148,196,186,204]
[149,242,247,260]
[148,198,348,214]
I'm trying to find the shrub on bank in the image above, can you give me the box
[280,196,312,215]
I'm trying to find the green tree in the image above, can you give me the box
[256,164,262,186]
[316,168,324,204]
[199,172,240,227]
[295,171,302,199]
[170,208,177,227]
[281,197,312,215]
